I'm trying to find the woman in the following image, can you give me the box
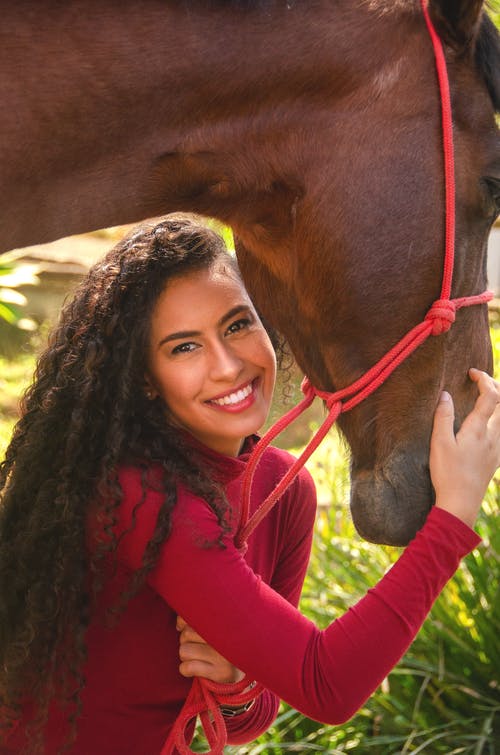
[0,214,498,754]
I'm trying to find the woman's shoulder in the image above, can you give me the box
[117,461,214,518]
[117,462,165,493]
[105,463,167,530]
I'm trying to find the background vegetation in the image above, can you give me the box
[489,0,500,28]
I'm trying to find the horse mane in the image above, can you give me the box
[475,11,500,112]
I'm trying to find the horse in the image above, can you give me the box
[0,0,498,546]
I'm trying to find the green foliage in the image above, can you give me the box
[0,254,39,331]
[0,353,36,459]
[205,218,236,254]
[488,0,500,30]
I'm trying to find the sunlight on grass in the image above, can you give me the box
[0,353,36,459]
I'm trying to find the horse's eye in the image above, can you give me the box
[482,175,500,218]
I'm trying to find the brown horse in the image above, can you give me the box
[0,0,499,545]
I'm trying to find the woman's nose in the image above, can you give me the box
[209,341,244,381]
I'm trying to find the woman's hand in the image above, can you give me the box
[430,368,500,528]
[177,616,245,684]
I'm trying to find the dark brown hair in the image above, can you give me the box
[0,214,286,751]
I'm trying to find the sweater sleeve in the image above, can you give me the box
[115,469,480,725]
[224,467,317,743]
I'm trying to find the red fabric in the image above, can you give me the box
[144,496,478,727]
[3,439,315,754]
[3,438,480,754]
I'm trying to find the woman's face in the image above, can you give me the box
[145,264,277,456]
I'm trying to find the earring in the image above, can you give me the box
[145,388,156,400]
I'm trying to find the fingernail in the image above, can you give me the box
[439,391,451,402]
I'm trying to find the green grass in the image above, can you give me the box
[0,352,35,458]
[488,0,500,29]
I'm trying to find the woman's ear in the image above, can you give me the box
[143,375,158,401]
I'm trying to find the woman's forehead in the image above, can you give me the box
[151,266,253,331]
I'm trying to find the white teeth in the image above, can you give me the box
[212,382,253,406]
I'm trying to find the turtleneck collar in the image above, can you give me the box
[179,431,259,485]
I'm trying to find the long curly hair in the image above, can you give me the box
[0,214,287,751]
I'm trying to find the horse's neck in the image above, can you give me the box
[0,1,416,252]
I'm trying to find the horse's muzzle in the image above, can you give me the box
[349,451,434,546]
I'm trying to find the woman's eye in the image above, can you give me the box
[171,342,197,355]
[227,317,252,335]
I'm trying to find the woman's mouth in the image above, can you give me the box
[207,380,257,411]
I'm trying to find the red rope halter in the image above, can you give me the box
[163,2,493,752]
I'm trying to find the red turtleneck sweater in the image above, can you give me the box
[3,437,480,754]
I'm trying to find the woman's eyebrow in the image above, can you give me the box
[157,305,251,348]
[158,328,201,348]
[218,304,251,327]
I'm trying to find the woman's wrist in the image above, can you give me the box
[219,680,257,717]
[434,498,478,529]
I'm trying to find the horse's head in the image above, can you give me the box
[233,0,500,545]
[1,0,498,546]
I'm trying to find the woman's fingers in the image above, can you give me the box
[177,624,205,645]
[465,369,500,426]
[431,390,455,448]
[178,639,216,678]
[178,635,211,678]
[178,637,243,683]
[176,616,187,632]
[176,616,244,683]
[179,659,215,679]
[179,640,215,663]
[176,616,203,642]
[431,368,500,528]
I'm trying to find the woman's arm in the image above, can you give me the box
[176,618,280,744]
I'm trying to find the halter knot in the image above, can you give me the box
[301,376,339,411]
[425,298,456,335]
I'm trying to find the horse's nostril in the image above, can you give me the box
[350,458,433,546]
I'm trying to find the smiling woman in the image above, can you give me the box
[1,214,499,755]
[144,264,276,457]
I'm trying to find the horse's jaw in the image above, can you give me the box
[349,449,434,547]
